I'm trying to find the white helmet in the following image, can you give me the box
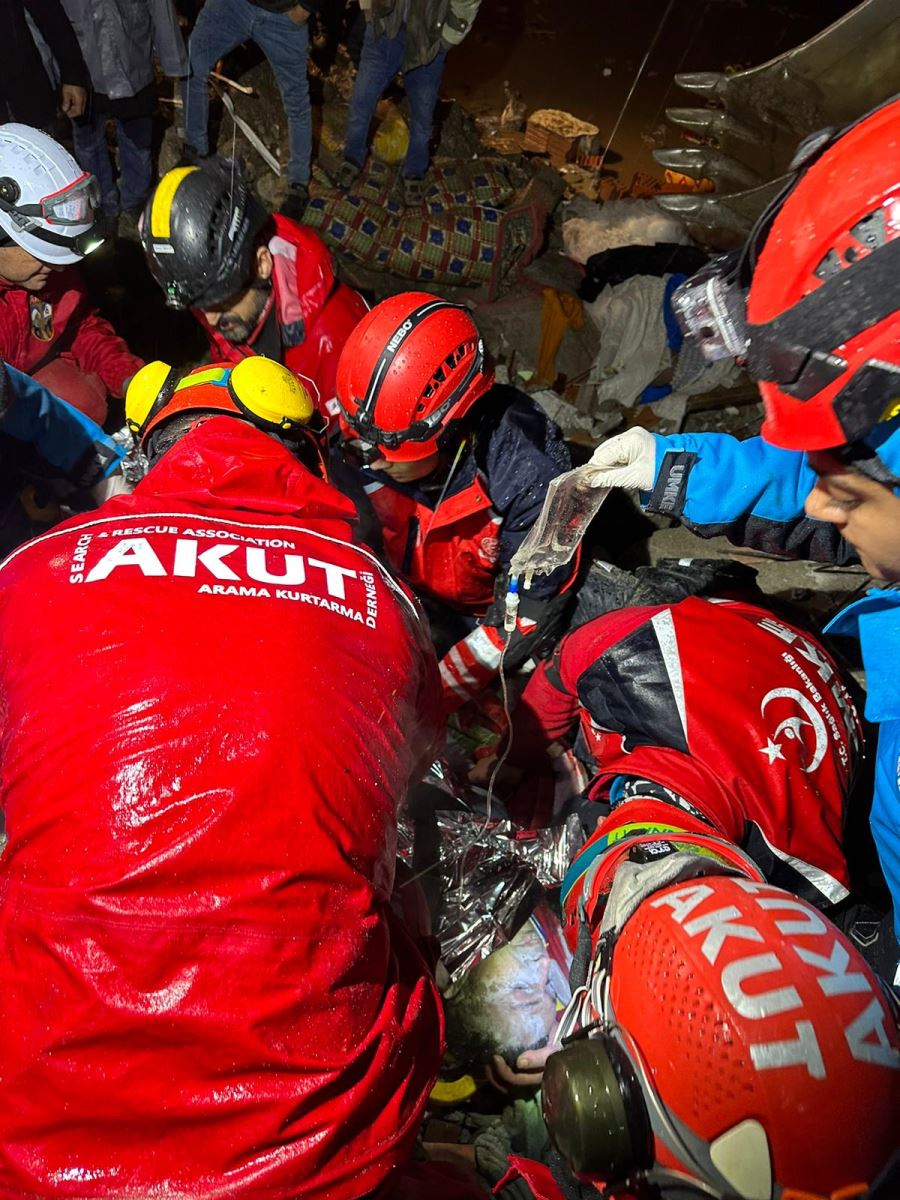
[0,124,103,266]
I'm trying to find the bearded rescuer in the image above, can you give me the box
[336,292,577,713]
[0,356,451,1197]
[141,158,368,426]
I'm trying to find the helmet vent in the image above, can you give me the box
[209,192,234,257]
[815,206,887,281]
[422,341,474,401]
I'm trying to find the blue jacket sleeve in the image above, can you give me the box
[643,431,854,564]
[0,361,123,484]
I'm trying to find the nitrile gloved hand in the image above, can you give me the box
[586,427,656,491]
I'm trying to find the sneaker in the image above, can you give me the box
[280,181,310,222]
[334,159,361,192]
[401,175,428,207]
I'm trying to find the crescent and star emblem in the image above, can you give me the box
[758,687,828,774]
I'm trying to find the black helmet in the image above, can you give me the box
[140,158,268,311]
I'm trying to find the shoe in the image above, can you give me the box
[280,181,310,222]
[401,175,428,208]
[334,158,361,192]
[177,142,210,168]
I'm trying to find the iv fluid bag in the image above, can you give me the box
[509,466,610,589]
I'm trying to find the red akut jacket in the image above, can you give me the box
[0,418,444,1199]
[0,270,143,396]
[513,598,863,912]
[197,215,369,418]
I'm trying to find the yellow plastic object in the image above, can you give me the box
[663,170,715,193]
[229,356,316,430]
[429,1073,478,1106]
[125,361,175,433]
[372,110,410,164]
[19,484,60,524]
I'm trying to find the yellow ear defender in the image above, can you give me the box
[227,357,317,433]
[125,361,179,436]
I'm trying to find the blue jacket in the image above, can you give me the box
[828,589,900,948]
[642,428,900,947]
[643,431,852,562]
[1,360,123,485]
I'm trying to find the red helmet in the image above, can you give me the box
[335,292,494,462]
[544,874,900,1198]
[748,96,900,452]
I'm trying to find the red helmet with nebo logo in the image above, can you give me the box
[335,292,494,462]
[749,96,900,451]
[543,874,899,1199]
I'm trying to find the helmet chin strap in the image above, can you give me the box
[421,436,467,540]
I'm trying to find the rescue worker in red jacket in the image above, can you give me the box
[336,292,576,712]
[0,123,143,425]
[491,599,899,1198]
[0,355,449,1198]
[512,597,863,916]
[140,158,368,426]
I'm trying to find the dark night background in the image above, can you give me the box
[442,0,862,177]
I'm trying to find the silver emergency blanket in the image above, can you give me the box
[400,808,583,988]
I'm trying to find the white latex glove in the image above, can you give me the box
[586,427,657,491]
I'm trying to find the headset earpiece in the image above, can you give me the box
[541,1034,654,1183]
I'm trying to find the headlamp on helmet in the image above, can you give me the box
[671,252,750,363]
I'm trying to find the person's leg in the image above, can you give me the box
[342,23,406,168]
[252,8,312,185]
[401,46,448,179]
[71,108,118,215]
[114,115,154,214]
[184,0,252,156]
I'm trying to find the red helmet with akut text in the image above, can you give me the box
[336,292,494,462]
[543,874,900,1199]
[749,96,900,452]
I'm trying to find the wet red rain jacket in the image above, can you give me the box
[0,418,444,1198]
[197,215,369,416]
[514,598,862,911]
[0,270,143,398]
